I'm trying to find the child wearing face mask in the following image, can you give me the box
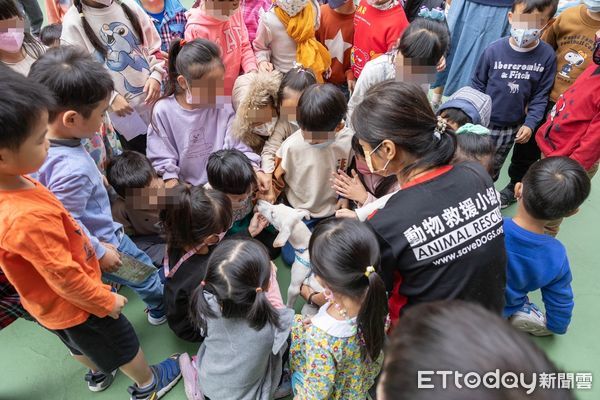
[253,0,331,81]
[232,66,318,200]
[472,0,557,181]
[351,0,409,79]
[185,0,257,96]
[0,0,45,75]
[147,38,260,187]
[61,0,166,153]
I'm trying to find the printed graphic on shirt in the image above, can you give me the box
[99,22,151,97]
[558,48,586,78]
[402,187,503,263]
[326,29,352,63]
[494,61,546,94]
[185,126,212,160]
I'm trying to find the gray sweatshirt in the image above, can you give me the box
[197,292,294,399]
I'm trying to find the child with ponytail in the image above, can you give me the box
[61,0,165,152]
[253,0,331,81]
[186,238,293,399]
[185,0,257,96]
[290,218,388,399]
[146,38,260,187]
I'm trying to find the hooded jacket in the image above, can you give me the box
[185,6,258,96]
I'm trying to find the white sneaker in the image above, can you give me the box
[510,302,553,336]
[147,308,167,325]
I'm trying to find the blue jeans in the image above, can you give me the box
[281,218,323,266]
[103,234,164,314]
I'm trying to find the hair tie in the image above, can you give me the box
[455,123,490,136]
[255,287,263,293]
[180,39,187,47]
[434,116,447,140]
[418,6,445,21]
[365,266,375,278]
[200,280,206,287]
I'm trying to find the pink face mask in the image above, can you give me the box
[0,31,24,53]
[355,158,371,176]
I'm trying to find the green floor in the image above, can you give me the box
[1,3,598,398]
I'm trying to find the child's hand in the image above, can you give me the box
[335,208,358,219]
[111,94,134,117]
[336,198,350,210]
[332,169,368,205]
[164,178,179,189]
[347,78,356,94]
[256,171,272,193]
[99,244,122,273]
[515,125,533,144]
[258,61,274,72]
[436,56,447,72]
[109,293,128,319]
[248,213,269,237]
[144,78,161,104]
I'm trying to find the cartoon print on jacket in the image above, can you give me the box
[99,22,150,96]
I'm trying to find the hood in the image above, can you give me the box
[231,71,284,150]
[438,87,492,127]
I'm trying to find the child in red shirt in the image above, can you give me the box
[351,0,409,79]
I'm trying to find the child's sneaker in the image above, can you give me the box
[84,369,117,392]
[499,183,516,209]
[510,302,553,336]
[128,354,182,400]
[146,307,167,326]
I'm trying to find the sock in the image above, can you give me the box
[431,93,442,104]
[137,374,156,391]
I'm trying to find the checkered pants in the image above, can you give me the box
[489,124,521,181]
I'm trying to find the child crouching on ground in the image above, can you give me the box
[0,64,181,400]
[106,151,166,268]
[182,239,293,399]
[30,47,166,326]
[505,156,591,336]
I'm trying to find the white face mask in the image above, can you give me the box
[95,0,113,6]
[510,26,542,48]
[253,118,277,137]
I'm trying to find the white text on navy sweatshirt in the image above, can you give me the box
[472,37,557,128]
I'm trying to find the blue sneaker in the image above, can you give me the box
[128,354,182,400]
[510,302,553,336]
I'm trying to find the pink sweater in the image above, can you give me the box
[185,8,258,96]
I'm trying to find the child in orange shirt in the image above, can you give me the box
[0,64,181,399]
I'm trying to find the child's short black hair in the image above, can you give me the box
[106,151,158,198]
[0,64,55,151]
[440,108,472,127]
[522,157,591,220]
[297,84,347,132]
[39,23,62,47]
[454,133,495,175]
[28,46,114,123]
[511,0,558,16]
[207,149,257,195]
[396,17,450,66]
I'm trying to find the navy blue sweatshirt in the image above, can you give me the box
[472,37,556,128]
[503,218,573,334]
